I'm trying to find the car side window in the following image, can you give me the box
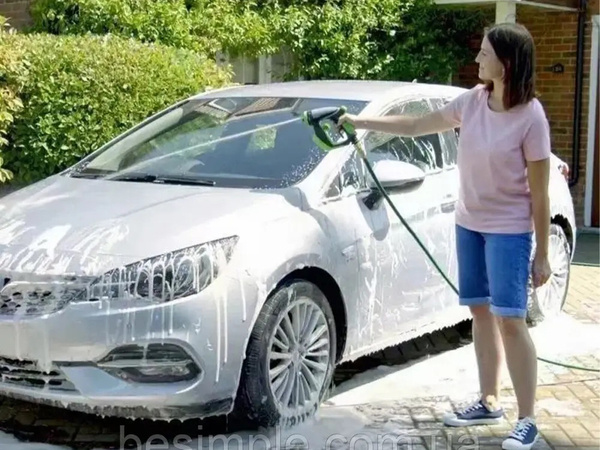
[439,128,459,167]
[364,99,443,173]
[325,155,367,198]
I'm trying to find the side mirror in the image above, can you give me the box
[367,159,425,190]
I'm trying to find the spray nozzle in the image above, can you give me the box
[301,106,357,152]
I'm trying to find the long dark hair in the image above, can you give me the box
[484,23,536,109]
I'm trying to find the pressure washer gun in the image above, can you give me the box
[301,106,365,157]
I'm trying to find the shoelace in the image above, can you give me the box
[510,420,533,440]
[457,401,483,415]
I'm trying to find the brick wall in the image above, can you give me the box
[0,0,33,28]
[456,2,598,226]
[518,3,593,226]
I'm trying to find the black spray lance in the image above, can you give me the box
[301,105,598,373]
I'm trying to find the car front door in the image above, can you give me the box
[430,97,462,315]
[359,97,458,345]
[313,153,386,354]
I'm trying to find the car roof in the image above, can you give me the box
[194,80,466,103]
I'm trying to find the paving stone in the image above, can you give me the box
[579,418,600,435]
[567,384,598,399]
[559,422,594,439]
[410,407,435,422]
[553,447,599,450]
[427,435,451,450]
[542,430,575,446]
[536,387,558,399]
[584,429,600,439]
[569,436,600,447]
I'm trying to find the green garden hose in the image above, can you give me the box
[302,106,600,374]
[358,139,599,374]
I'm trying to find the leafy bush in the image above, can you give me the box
[0,29,231,183]
[268,0,487,82]
[30,0,277,55]
[30,0,488,82]
[0,16,22,183]
[31,0,203,51]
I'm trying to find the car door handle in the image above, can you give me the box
[441,200,455,213]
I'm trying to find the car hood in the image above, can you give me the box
[0,176,304,275]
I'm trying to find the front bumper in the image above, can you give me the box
[0,377,233,420]
[0,273,260,420]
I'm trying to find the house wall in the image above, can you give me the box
[0,0,33,28]
[519,1,597,227]
[455,1,598,226]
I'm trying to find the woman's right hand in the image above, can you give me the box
[337,113,359,129]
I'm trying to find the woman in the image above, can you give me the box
[339,23,551,450]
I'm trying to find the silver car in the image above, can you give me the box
[0,80,576,427]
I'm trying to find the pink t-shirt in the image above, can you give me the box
[439,84,552,234]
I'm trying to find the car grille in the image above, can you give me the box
[0,276,88,317]
[0,356,77,392]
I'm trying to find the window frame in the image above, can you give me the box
[324,153,370,199]
[322,93,461,200]
[363,97,446,176]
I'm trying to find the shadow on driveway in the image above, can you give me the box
[574,232,599,267]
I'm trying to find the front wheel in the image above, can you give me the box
[527,223,571,325]
[236,280,337,428]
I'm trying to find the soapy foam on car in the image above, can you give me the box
[0,92,581,430]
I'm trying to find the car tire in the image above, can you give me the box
[527,223,571,325]
[236,279,337,428]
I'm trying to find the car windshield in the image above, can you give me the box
[68,96,366,189]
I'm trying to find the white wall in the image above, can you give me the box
[219,48,295,85]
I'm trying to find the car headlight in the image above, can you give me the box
[89,236,238,303]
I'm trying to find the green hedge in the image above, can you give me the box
[268,0,485,82]
[31,0,206,51]
[0,27,231,184]
[0,16,20,182]
[30,0,278,56]
[30,0,488,82]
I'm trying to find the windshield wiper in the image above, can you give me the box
[110,173,216,186]
[69,172,105,179]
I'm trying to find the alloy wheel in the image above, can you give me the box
[267,298,331,413]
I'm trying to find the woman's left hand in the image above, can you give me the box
[532,253,552,288]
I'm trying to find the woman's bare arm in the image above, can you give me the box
[339,109,457,137]
[527,157,551,287]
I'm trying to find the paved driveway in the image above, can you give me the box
[0,235,598,450]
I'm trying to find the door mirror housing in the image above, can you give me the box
[367,159,426,190]
[362,159,425,210]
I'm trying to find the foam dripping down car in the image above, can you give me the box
[0,80,576,427]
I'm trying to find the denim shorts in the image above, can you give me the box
[456,224,533,318]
